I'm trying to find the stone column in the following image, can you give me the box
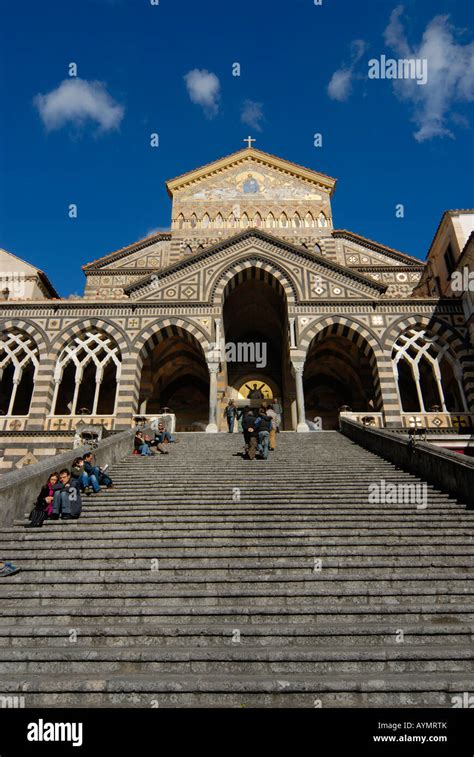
[292,362,309,432]
[206,362,219,433]
[288,317,297,349]
[375,352,403,427]
[214,317,222,349]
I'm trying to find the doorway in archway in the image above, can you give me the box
[303,332,379,429]
[138,330,209,431]
[222,267,292,427]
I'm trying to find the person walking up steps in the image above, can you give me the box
[266,403,279,451]
[256,407,272,460]
[242,409,259,460]
[223,399,238,433]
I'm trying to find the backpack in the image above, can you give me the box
[28,505,45,528]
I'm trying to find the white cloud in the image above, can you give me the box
[327,40,367,102]
[34,78,124,133]
[384,5,474,141]
[241,100,265,132]
[146,227,169,237]
[184,69,220,117]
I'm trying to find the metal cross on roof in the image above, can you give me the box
[243,136,256,149]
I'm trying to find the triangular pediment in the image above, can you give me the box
[125,230,387,304]
[83,233,171,272]
[166,147,337,200]
[334,230,422,267]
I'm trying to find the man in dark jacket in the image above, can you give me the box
[52,469,82,520]
[242,411,259,460]
[83,452,114,488]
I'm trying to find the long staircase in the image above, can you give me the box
[0,432,472,707]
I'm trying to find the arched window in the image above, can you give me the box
[228,213,236,228]
[280,212,288,228]
[253,212,262,228]
[392,328,468,413]
[266,212,275,228]
[177,214,185,230]
[0,331,39,416]
[190,214,197,229]
[53,331,122,416]
[215,213,223,228]
[241,213,249,229]
[305,212,314,228]
[184,244,193,255]
[318,212,328,228]
[201,213,210,229]
[293,213,301,228]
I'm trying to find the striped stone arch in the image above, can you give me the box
[114,319,212,426]
[0,318,49,355]
[1,321,50,427]
[299,317,386,414]
[383,315,474,411]
[28,319,129,427]
[50,318,129,355]
[134,319,211,363]
[211,256,297,306]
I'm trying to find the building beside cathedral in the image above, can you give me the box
[0,147,473,470]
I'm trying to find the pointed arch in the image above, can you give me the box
[280,212,288,228]
[52,329,122,416]
[0,329,40,416]
[305,212,314,228]
[318,212,328,228]
[266,212,275,229]
[387,319,472,413]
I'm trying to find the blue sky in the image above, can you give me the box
[0,0,473,296]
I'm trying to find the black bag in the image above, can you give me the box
[28,506,45,528]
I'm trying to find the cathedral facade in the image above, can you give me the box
[0,147,473,470]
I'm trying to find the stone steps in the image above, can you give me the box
[1,644,472,676]
[1,431,472,707]
[0,622,470,647]
[0,672,471,708]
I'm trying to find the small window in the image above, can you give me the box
[444,243,456,278]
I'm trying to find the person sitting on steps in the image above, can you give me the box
[154,422,174,446]
[52,468,82,520]
[26,472,59,528]
[71,456,98,495]
[135,431,158,456]
[83,452,114,489]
